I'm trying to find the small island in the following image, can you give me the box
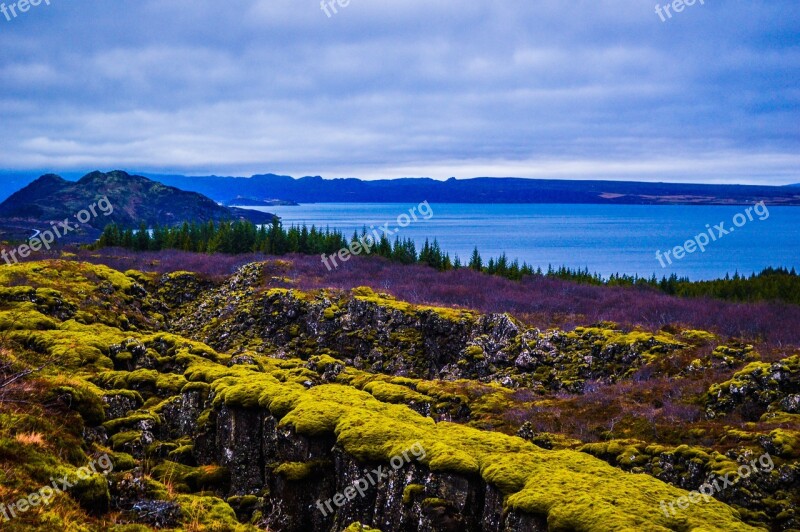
[225,196,299,207]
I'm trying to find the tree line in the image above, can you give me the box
[94,220,800,305]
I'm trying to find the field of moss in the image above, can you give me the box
[0,259,796,531]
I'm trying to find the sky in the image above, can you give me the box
[0,0,798,184]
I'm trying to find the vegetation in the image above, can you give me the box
[0,170,272,232]
[0,259,795,530]
[95,220,800,307]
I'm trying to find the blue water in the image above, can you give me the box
[242,203,800,281]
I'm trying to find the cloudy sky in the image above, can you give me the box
[0,0,798,183]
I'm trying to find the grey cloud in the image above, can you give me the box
[0,0,797,183]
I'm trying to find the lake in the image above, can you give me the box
[241,203,800,281]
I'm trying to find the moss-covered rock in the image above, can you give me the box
[706,354,800,420]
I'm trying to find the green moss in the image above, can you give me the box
[464,345,485,360]
[68,471,111,513]
[227,494,260,511]
[108,451,137,471]
[706,355,799,417]
[110,431,142,450]
[342,523,382,532]
[681,329,718,343]
[273,460,327,481]
[94,368,188,397]
[168,444,195,462]
[181,380,211,394]
[308,354,341,371]
[211,371,305,416]
[103,388,144,405]
[760,411,800,424]
[250,379,758,531]
[0,260,773,531]
[402,484,425,504]
[102,411,160,433]
[768,429,799,458]
[0,307,58,331]
[175,494,243,528]
[421,497,450,508]
[363,381,432,404]
[351,286,475,322]
[153,461,230,493]
[155,372,189,394]
[46,378,106,425]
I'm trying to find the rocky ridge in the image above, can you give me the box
[0,259,797,530]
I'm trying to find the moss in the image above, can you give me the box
[102,411,160,433]
[103,388,144,405]
[181,380,211,394]
[155,372,189,394]
[94,368,188,397]
[153,461,230,493]
[108,451,137,471]
[581,439,742,479]
[363,381,432,404]
[211,371,305,416]
[342,523,382,532]
[68,471,111,514]
[323,305,339,320]
[264,380,759,531]
[0,259,775,531]
[484,449,755,532]
[168,444,195,462]
[229,494,260,506]
[124,269,154,285]
[464,345,485,360]
[422,497,450,508]
[110,431,142,450]
[706,355,799,417]
[768,429,799,458]
[184,356,261,385]
[351,286,475,322]
[308,354,341,371]
[760,411,800,424]
[227,494,262,521]
[680,329,718,343]
[175,494,243,529]
[0,308,58,331]
[46,378,106,425]
[402,483,425,504]
[273,460,328,481]
[13,322,126,370]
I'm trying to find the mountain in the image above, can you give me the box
[224,195,299,207]
[3,171,799,206]
[0,171,275,237]
[147,173,800,206]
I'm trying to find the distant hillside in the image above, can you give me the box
[147,173,800,206]
[224,196,299,207]
[0,171,275,242]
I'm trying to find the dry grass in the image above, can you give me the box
[15,431,45,446]
[185,498,207,532]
